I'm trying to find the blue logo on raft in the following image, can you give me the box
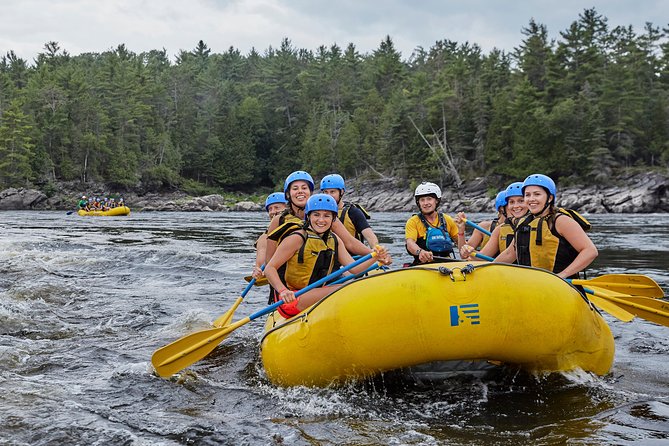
[449,304,480,326]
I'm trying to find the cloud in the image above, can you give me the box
[1,0,667,63]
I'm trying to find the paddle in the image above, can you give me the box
[244,275,269,286]
[468,253,663,301]
[577,284,669,327]
[152,252,376,378]
[328,262,384,285]
[603,294,669,312]
[581,285,669,311]
[571,274,664,298]
[461,252,639,322]
[212,265,265,328]
[432,256,462,262]
[66,210,76,215]
[577,286,635,322]
[472,252,494,262]
[242,255,376,286]
[464,219,492,237]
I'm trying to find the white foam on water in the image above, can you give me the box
[558,368,607,386]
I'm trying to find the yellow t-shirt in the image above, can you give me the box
[405,213,459,243]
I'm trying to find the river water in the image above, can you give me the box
[1,211,668,445]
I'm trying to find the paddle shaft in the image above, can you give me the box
[465,219,492,237]
[249,252,376,321]
[240,274,258,297]
[473,252,494,262]
[212,265,265,327]
[329,262,383,285]
[432,256,460,262]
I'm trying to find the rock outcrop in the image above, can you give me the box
[343,172,669,214]
[2,170,667,213]
[560,172,669,213]
[0,188,47,210]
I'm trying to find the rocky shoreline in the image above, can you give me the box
[1,171,668,213]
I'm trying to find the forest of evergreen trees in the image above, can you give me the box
[1,8,668,194]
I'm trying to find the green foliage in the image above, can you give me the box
[0,99,35,187]
[42,181,58,197]
[181,178,218,196]
[1,9,669,194]
[142,164,182,191]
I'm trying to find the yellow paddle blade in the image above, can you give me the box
[576,274,664,298]
[586,286,669,328]
[244,275,269,286]
[584,285,669,311]
[212,296,243,328]
[586,293,635,322]
[614,295,669,313]
[151,317,250,377]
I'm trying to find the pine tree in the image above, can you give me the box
[0,100,35,187]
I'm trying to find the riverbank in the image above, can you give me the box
[1,170,668,213]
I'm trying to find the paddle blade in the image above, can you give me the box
[587,289,669,328]
[244,275,269,286]
[609,299,669,328]
[579,274,665,298]
[614,295,669,313]
[152,318,249,377]
[585,292,635,322]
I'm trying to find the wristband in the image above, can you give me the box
[415,248,422,256]
[458,232,465,236]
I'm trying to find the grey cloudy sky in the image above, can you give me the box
[1,0,667,62]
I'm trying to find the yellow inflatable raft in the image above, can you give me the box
[260,262,614,387]
[78,206,130,217]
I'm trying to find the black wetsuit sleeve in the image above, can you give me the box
[347,206,371,232]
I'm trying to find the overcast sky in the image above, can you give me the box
[1,0,667,63]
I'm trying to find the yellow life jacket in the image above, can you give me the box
[267,209,306,244]
[267,220,304,244]
[280,228,338,290]
[514,211,584,276]
[278,208,303,225]
[498,217,519,252]
[556,208,591,231]
[339,203,371,241]
[479,219,498,249]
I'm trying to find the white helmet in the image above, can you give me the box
[414,182,442,199]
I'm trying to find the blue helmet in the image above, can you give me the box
[494,191,508,211]
[522,174,557,197]
[264,192,287,211]
[304,194,338,219]
[505,181,524,199]
[320,174,346,191]
[283,171,314,193]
